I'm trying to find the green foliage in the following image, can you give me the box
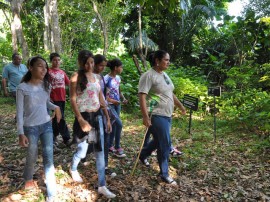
[220,89,270,134]
[127,30,158,52]
[224,63,259,91]
[21,0,45,54]
[58,0,101,54]
[0,36,13,66]
[118,54,141,108]
[167,65,209,111]
[60,54,78,74]
[259,63,270,88]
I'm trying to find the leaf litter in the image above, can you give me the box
[0,107,269,201]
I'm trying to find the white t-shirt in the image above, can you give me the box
[138,68,174,117]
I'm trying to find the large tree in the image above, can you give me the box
[10,0,29,59]
[90,0,125,56]
[44,0,62,53]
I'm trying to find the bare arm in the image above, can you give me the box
[173,94,186,115]
[2,78,8,96]
[119,88,128,104]
[139,93,151,127]
[70,72,91,132]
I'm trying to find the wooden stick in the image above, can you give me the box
[131,114,152,176]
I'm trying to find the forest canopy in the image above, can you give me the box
[0,0,270,135]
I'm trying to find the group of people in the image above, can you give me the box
[1,50,186,201]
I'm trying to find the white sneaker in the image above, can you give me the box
[69,169,83,183]
[105,167,117,178]
[98,186,116,198]
[46,196,54,202]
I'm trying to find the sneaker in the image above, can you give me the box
[46,196,54,202]
[98,186,116,198]
[109,146,116,153]
[69,169,83,183]
[63,139,73,147]
[160,176,177,185]
[151,150,157,156]
[115,148,126,158]
[105,168,117,178]
[81,157,91,166]
[170,147,183,157]
[139,156,150,167]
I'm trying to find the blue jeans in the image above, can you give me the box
[140,115,172,178]
[143,130,174,151]
[71,115,106,187]
[23,121,56,197]
[109,104,122,149]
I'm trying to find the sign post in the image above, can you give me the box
[208,86,221,142]
[183,94,199,135]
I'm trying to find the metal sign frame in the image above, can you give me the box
[183,94,199,135]
[208,86,221,97]
[207,86,221,142]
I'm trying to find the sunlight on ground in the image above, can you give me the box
[1,168,99,202]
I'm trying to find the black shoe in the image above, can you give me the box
[64,139,73,147]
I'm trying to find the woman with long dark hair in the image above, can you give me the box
[17,56,61,202]
[69,50,116,199]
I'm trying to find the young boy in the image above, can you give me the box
[49,53,71,147]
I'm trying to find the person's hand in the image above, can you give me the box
[122,99,128,105]
[19,134,29,147]
[106,120,112,133]
[142,115,151,127]
[78,118,92,132]
[54,107,62,123]
[112,100,120,106]
[180,108,187,115]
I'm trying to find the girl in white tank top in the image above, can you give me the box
[69,50,116,199]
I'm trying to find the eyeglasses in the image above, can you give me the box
[163,74,170,85]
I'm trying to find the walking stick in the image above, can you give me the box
[131,114,152,176]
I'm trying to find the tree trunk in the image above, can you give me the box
[48,0,62,53]
[10,0,29,59]
[11,21,18,53]
[3,2,18,53]
[43,1,51,51]
[138,4,143,52]
[138,4,147,69]
[92,1,108,56]
[137,49,147,70]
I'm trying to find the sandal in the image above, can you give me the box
[170,147,183,157]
